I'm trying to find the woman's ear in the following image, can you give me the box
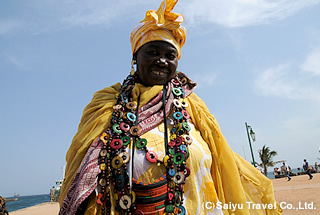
[132,53,137,61]
[131,54,137,75]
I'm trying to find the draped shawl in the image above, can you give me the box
[60,83,282,215]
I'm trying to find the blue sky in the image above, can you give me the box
[1,0,320,197]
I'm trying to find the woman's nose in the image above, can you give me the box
[156,57,168,66]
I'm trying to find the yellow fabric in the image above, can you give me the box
[185,93,282,214]
[150,121,219,214]
[60,83,282,214]
[130,0,186,59]
[126,120,219,214]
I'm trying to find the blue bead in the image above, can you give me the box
[173,112,183,120]
[171,127,177,133]
[179,87,185,95]
[127,112,136,122]
[121,94,128,103]
[180,145,187,151]
[168,169,175,176]
[178,206,186,215]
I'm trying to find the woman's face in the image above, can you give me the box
[134,41,178,86]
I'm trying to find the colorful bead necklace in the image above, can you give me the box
[97,73,192,215]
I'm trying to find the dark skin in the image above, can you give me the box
[133,41,178,86]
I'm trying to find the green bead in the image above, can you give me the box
[173,152,185,165]
[169,148,175,155]
[182,122,191,131]
[136,138,147,149]
[165,205,174,212]
[172,88,182,96]
[112,124,122,134]
[121,136,131,146]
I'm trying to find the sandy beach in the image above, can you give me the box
[272,173,320,215]
[9,202,60,215]
[8,173,320,215]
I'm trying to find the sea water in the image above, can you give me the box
[5,194,50,212]
[267,168,300,179]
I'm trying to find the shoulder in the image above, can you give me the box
[85,83,122,110]
[92,83,122,101]
[78,82,121,127]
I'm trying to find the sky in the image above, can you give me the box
[1,0,320,197]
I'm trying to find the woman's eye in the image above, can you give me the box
[167,54,176,60]
[147,51,158,56]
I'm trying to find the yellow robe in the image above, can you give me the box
[60,83,282,215]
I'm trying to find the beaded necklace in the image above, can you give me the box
[97,73,192,215]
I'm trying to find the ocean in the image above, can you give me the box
[5,194,50,212]
[267,168,300,179]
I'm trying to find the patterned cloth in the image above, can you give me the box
[59,72,196,214]
[137,72,196,134]
[129,121,224,215]
[60,81,283,215]
[59,137,101,214]
[130,0,186,59]
[59,118,224,215]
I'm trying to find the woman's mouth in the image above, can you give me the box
[152,71,167,76]
[151,68,169,77]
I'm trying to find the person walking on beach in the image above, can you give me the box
[282,162,291,181]
[303,159,313,180]
[314,162,319,172]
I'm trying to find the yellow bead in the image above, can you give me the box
[100,163,106,171]
[170,134,177,140]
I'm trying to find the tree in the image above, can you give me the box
[258,145,278,176]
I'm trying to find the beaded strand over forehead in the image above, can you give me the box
[96,73,193,214]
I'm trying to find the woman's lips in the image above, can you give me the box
[152,70,167,76]
[151,67,169,77]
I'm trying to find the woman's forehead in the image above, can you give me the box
[139,41,177,52]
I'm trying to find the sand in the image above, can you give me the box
[272,173,320,215]
[9,202,60,215]
[8,173,320,215]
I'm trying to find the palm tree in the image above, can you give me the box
[258,145,278,176]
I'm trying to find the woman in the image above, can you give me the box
[0,196,9,215]
[59,0,282,214]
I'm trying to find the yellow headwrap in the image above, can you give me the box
[130,0,187,59]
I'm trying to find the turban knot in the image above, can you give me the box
[130,0,186,59]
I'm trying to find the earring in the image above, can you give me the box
[131,60,136,75]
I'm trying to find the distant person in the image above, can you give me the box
[303,159,313,180]
[273,167,280,176]
[288,165,293,174]
[315,162,319,172]
[282,162,291,181]
[256,166,263,174]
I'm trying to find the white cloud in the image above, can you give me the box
[3,0,318,34]
[300,48,320,76]
[180,0,320,28]
[254,62,320,101]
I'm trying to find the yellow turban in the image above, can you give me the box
[130,0,186,59]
